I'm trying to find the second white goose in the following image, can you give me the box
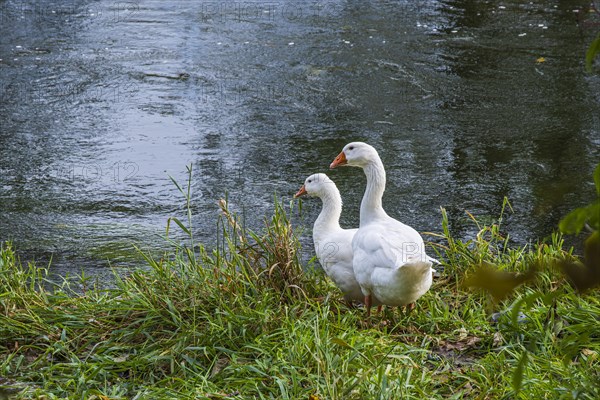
[295,173,381,306]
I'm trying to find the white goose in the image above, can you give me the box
[294,173,381,307]
[330,142,435,315]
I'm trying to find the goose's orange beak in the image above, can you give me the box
[294,184,307,198]
[330,151,347,169]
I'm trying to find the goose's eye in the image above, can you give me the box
[308,180,312,183]
[348,146,354,151]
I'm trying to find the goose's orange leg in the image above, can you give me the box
[365,294,372,317]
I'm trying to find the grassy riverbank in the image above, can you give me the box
[1,199,599,399]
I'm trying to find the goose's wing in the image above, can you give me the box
[354,221,429,271]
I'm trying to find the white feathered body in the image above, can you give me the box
[352,217,433,306]
[313,227,366,303]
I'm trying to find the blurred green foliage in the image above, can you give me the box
[558,164,600,292]
[586,33,600,73]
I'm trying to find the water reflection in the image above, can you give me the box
[434,0,599,243]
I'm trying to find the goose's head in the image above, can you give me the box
[294,173,335,198]
[330,142,378,169]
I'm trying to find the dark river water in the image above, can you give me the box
[1,0,599,280]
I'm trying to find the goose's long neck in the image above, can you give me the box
[360,158,387,225]
[314,189,343,233]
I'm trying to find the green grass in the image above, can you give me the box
[1,196,599,399]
